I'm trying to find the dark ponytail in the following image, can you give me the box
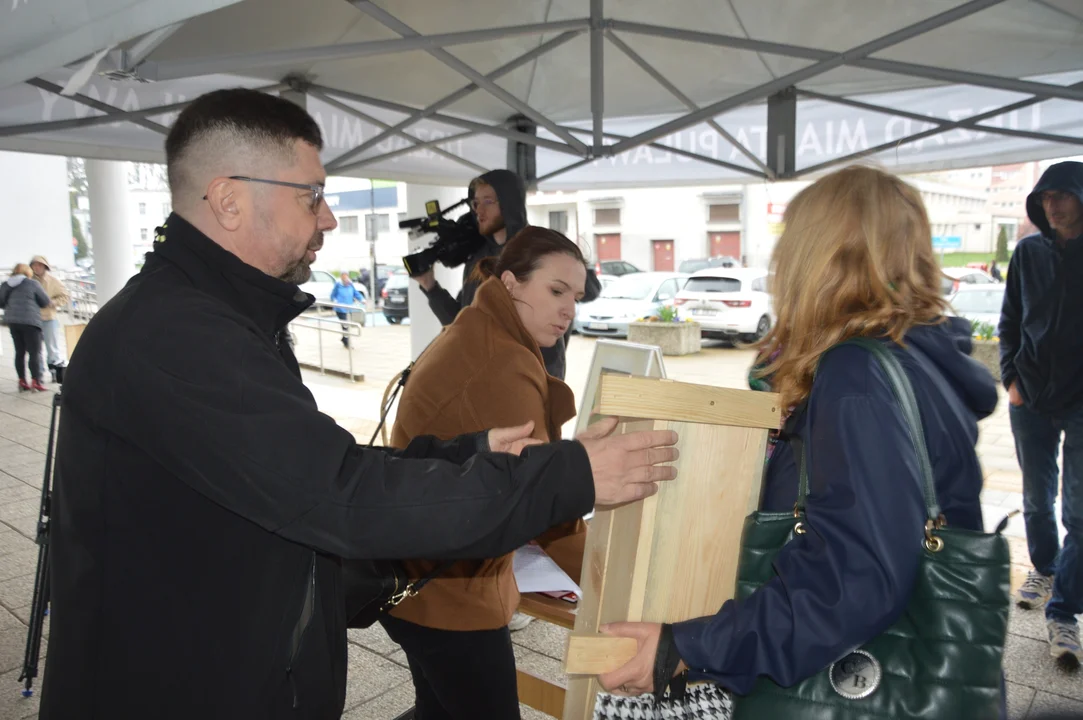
[469,226,585,286]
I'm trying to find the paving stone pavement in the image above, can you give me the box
[0,325,1077,719]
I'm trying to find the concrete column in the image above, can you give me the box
[86,159,135,305]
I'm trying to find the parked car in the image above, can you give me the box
[677,256,740,274]
[576,272,689,338]
[381,271,410,324]
[674,268,772,343]
[300,269,367,305]
[595,260,641,277]
[947,284,1005,336]
[940,267,996,295]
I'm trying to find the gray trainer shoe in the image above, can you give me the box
[508,612,534,632]
[1047,618,1083,671]
[1016,570,1054,610]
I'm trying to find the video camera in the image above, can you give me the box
[400,198,486,277]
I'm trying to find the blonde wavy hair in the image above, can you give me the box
[11,264,32,279]
[755,165,949,410]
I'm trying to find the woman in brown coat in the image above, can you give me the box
[380,226,589,719]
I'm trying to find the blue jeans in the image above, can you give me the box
[1010,402,1083,622]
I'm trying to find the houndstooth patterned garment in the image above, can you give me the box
[593,685,733,720]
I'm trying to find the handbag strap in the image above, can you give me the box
[796,337,942,524]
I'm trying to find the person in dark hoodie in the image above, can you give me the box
[0,263,51,392]
[1000,160,1083,671]
[595,166,1003,715]
[38,88,680,720]
[415,168,600,380]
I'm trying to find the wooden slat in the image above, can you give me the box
[563,419,655,720]
[565,635,638,675]
[598,375,781,429]
[64,323,86,361]
[517,668,566,717]
[519,593,576,630]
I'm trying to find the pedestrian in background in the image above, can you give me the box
[0,263,50,392]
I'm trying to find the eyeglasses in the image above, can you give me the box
[470,197,498,212]
[203,176,326,213]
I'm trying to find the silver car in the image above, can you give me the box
[576,272,689,338]
[947,284,1005,336]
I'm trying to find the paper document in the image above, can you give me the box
[512,543,583,600]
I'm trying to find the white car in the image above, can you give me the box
[940,267,996,296]
[947,284,1005,336]
[675,268,773,342]
[576,272,689,338]
[300,269,367,305]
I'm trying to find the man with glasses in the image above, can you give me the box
[41,88,679,719]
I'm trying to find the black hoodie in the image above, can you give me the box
[421,168,600,380]
[999,161,1083,413]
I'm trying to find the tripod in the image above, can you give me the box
[18,392,60,698]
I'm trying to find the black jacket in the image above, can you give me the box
[40,214,594,719]
[422,169,600,380]
[999,161,1083,414]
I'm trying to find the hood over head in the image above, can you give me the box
[476,169,527,242]
[906,317,999,421]
[1026,161,1083,239]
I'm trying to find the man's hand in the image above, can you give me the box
[576,417,678,507]
[598,622,663,696]
[415,269,437,292]
[488,421,543,456]
[1009,381,1025,407]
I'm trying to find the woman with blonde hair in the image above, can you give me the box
[0,263,51,392]
[597,166,1003,711]
[379,225,589,719]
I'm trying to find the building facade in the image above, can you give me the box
[528,174,993,272]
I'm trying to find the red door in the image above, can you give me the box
[652,240,674,272]
[595,234,622,262]
[709,231,741,258]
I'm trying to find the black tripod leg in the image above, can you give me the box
[18,392,60,697]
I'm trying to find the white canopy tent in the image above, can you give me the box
[1,0,1082,189]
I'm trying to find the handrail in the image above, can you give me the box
[288,307,365,382]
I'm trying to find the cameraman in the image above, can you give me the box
[415,169,600,379]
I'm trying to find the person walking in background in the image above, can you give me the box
[990,259,1003,282]
[30,255,70,381]
[330,272,364,347]
[1000,160,1083,671]
[0,264,51,392]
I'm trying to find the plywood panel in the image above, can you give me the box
[518,668,566,717]
[642,423,766,622]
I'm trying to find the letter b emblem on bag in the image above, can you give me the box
[829,649,881,700]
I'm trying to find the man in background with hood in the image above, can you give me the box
[415,168,599,380]
[1000,160,1083,671]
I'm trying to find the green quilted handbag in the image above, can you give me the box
[731,338,1012,720]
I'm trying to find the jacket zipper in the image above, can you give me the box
[286,553,317,710]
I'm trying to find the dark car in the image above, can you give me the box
[382,271,409,324]
[596,260,641,277]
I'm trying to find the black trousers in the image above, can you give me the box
[10,324,42,382]
[380,614,521,720]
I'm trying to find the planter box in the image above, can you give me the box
[627,321,701,356]
[971,339,1000,382]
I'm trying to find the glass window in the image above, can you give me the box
[708,204,740,223]
[683,277,741,293]
[594,208,621,225]
[139,228,148,241]
[952,289,1004,313]
[549,210,569,233]
[375,214,390,232]
[138,202,146,215]
[655,279,679,301]
[339,216,360,234]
